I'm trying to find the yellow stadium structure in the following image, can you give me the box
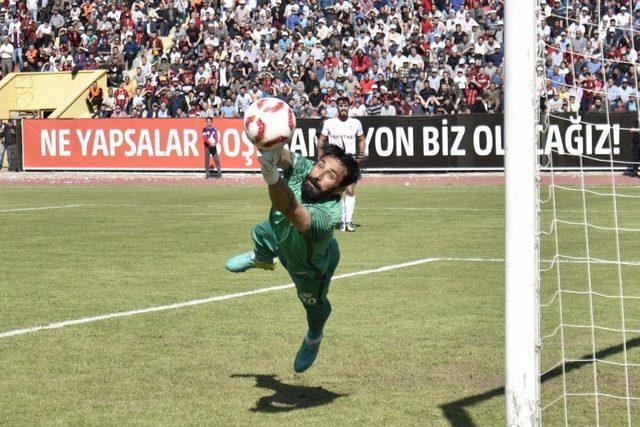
[0,70,107,120]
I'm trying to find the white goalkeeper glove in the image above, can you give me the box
[257,147,283,185]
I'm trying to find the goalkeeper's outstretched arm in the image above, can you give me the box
[260,147,311,233]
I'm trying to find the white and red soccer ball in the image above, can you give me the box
[242,98,296,151]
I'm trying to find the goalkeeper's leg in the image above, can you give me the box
[225,221,278,273]
[293,280,332,373]
[292,240,340,372]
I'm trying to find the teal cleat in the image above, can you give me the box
[225,251,276,273]
[294,336,322,373]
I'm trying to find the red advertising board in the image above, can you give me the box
[22,118,261,170]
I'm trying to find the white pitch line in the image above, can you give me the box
[2,203,636,216]
[83,204,640,215]
[4,255,638,340]
[0,257,503,340]
[0,204,85,213]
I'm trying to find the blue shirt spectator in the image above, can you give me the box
[221,102,237,118]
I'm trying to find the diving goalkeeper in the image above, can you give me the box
[225,143,361,373]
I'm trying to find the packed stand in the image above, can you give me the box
[539,0,640,114]
[0,0,507,118]
[0,0,188,117]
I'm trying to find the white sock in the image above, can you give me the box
[345,195,355,223]
[341,198,347,224]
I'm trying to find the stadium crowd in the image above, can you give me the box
[538,0,640,114]
[0,0,510,118]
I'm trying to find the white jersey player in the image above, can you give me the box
[317,97,366,232]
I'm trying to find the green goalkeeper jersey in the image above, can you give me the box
[269,152,342,277]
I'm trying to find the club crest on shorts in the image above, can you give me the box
[298,292,317,306]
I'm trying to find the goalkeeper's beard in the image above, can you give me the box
[302,176,335,202]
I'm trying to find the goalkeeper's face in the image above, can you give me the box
[302,156,348,202]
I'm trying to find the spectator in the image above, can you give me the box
[568,95,580,113]
[367,96,382,115]
[308,86,323,108]
[131,88,146,112]
[169,89,188,117]
[360,75,375,94]
[3,120,20,172]
[145,103,161,118]
[85,82,104,114]
[380,98,396,116]
[157,102,170,118]
[122,35,140,70]
[107,56,124,87]
[0,36,13,76]
[547,91,564,112]
[454,67,468,90]
[351,48,371,79]
[114,82,129,110]
[24,44,38,71]
[411,95,426,116]
[619,79,635,105]
[344,74,360,95]
[10,27,23,71]
[471,93,491,113]
[101,87,116,115]
[112,104,128,118]
[485,83,503,112]
[221,98,237,117]
[148,32,164,61]
[233,85,251,115]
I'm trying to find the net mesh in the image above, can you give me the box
[537,0,640,424]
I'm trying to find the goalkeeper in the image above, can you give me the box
[225,143,361,373]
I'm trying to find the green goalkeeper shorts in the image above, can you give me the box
[251,220,340,306]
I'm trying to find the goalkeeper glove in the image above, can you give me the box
[257,148,283,185]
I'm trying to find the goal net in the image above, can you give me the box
[530,0,640,425]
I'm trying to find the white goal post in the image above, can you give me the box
[504,0,540,425]
[505,0,640,423]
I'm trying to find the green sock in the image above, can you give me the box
[305,300,331,341]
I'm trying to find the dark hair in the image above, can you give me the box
[320,144,361,187]
[336,96,350,105]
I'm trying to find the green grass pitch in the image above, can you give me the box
[0,183,639,425]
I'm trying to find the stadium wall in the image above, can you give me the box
[21,113,634,172]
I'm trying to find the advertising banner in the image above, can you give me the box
[22,118,259,170]
[22,114,635,171]
[298,114,634,171]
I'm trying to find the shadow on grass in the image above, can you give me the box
[231,374,348,413]
[440,336,640,426]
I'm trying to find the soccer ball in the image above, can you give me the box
[242,98,296,151]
